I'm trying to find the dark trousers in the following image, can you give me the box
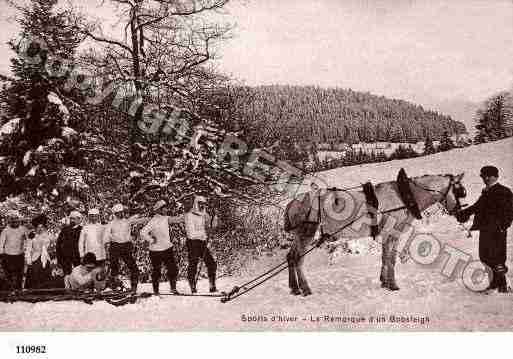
[25,258,52,290]
[149,247,178,292]
[110,242,139,284]
[479,228,508,289]
[186,239,216,285]
[61,257,81,276]
[2,254,24,290]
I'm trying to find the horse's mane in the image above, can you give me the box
[373,173,452,190]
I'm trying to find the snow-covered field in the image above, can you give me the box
[1,138,512,331]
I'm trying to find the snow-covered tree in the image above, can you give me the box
[0,0,88,200]
[474,91,513,143]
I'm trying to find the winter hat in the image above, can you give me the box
[88,208,100,215]
[480,166,499,178]
[112,204,124,213]
[153,200,167,211]
[195,195,207,203]
[6,210,21,219]
[69,210,82,218]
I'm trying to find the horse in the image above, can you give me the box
[283,170,467,296]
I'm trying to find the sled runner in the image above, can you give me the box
[0,288,136,306]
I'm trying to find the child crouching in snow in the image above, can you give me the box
[63,252,106,291]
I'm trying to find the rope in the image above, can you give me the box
[221,244,319,303]
[156,292,224,298]
[220,189,411,303]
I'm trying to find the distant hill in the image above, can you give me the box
[209,85,467,148]
[422,98,479,136]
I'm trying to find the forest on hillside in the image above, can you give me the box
[207,85,467,149]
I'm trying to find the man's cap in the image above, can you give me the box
[83,252,97,265]
[480,165,499,177]
[112,204,124,213]
[194,195,207,203]
[69,210,82,218]
[88,208,100,215]
[153,200,167,211]
[6,210,21,218]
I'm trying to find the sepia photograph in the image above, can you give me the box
[0,0,512,344]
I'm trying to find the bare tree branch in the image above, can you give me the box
[82,30,134,55]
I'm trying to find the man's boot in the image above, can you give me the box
[152,281,159,295]
[387,257,400,291]
[387,271,400,291]
[188,279,197,294]
[496,273,508,293]
[170,280,180,295]
[130,280,138,294]
[209,277,217,293]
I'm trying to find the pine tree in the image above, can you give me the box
[0,0,86,200]
[474,91,513,142]
[423,136,436,155]
[439,131,455,152]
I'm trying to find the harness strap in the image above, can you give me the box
[397,168,423,219]
[362,181,379,237]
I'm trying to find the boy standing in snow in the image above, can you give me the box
[56,210,83,275]
[79,208,107,267]
[0,210,28,290]
[168,195,218,294]
[140,200,180,295]
[103,204,146,292]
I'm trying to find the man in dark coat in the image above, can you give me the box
[56,211,83,275]
[456,165,513,292]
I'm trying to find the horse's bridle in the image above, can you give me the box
[410,175,466,215]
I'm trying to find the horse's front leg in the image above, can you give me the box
[381,236,400,291]
[295,237,313,296]
[287,243,301,295]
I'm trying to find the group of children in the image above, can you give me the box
[0,194,218,295]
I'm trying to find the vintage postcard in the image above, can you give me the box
[0,0,512,338]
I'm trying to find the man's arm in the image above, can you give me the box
[168,215,184,225]
[499,188,513,230]
[26,234,33,265]
[456,195,482,222]
[140,220,155,243]
[0,229,6,255]
[102,222,112,244]
[56,230,64,266]
[78,228,86,259]
[204,213,218,230]
[128,215,150,226]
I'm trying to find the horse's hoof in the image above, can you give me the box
[302,290,312,297]
[381,282,400,291]
[290,289,301,296]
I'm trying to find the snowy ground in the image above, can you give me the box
[1,139,512,331]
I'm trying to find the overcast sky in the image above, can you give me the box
[0,0,512,128]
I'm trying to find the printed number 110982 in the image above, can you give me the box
[16,345,47,354]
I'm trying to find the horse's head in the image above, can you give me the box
[442,173,467,215]
[412,172,467,215]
